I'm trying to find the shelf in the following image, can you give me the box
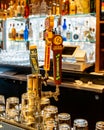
[5,13,96,21]
[61,13,96,18]
[8,40,29,42]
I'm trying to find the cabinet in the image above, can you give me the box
[95,0,104,72]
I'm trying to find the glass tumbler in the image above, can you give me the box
[0,95,5,118]
[58,112,71,129]
[40,97,50,116]
[43,105,58,130]
[6,97,20,122]
[95,121,104,130]
[73,118,88,130]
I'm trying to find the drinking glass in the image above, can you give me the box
[6,97,20,122]
[43,105,58,129]
[95,121,104,130]
[58,113,71,129]
[0,95,5,118]
[40,97,50,116]
[73,118,88,130]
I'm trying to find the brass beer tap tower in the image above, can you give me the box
[26,15,63,129]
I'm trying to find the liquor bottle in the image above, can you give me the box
[19,23,24,40]
[24,0,29,18]
[61,0,65,15]
[28,22,33,41]
[17,1,21,17]
[52,0,56,15]
[70,0,77,15]
[66,24,72,41]
[101,0,104,20]
[3,4,7,20]
[48,0,52,15]
[9,0,14,17]
[90,0,96,13]
[56,0,60,15]
[64,0,70,15]
[62,18,67,41]
[11,23,16,41]
[0,22,3,41]
[8,24,12,40]
[57,17,62,35]
[21,1,25,17]
[72,27,79,41]
[39,24,44,40]
[40,0,47,16]
[83,20,89,41]
[24,24,28,41]
[0,3,4,19]
[16,23,20,41]
[13,0,17,17]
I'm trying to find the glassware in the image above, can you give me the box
[73,118,88,130]
[58,112,71,129]
[6,97,20,122]
[40,97,50,116]
[62,18,67,41]
[95,121,104,130]
[43,105,58,129]
[59,123,71,130]
[24,24,29,41]
[0,95,5,118]
[20,92,36,127]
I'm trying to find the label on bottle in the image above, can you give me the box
[73,34,79,40]
[66,32,71,40]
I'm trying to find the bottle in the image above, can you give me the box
[56,0,60,15]
[48,0,52,15]
[66,24,72,41]
[24,24,28,41]
[19,23,24,40]
[17,1,21,17]
[90,0,96,13]
[39,24,44,40]
[28,22,33,41]
[83,20,89,41]
[13,0,17,17]
[0,3,4,18]
[61,0,65,15]
[21,1,25,17]
[8,24,12,40]
[64,0,70,15]
[9,0,14,17]
[3,4,7,20]
[24,0,29,18]
[40,0,47,16]
[0,22,3,41]
[11,23,16,41]
[57,17,62,35]
[16,23,20,41]
[62,19,67,41]
[72,27,79,41]
[70,0,77,15]
[52,0,56,15]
